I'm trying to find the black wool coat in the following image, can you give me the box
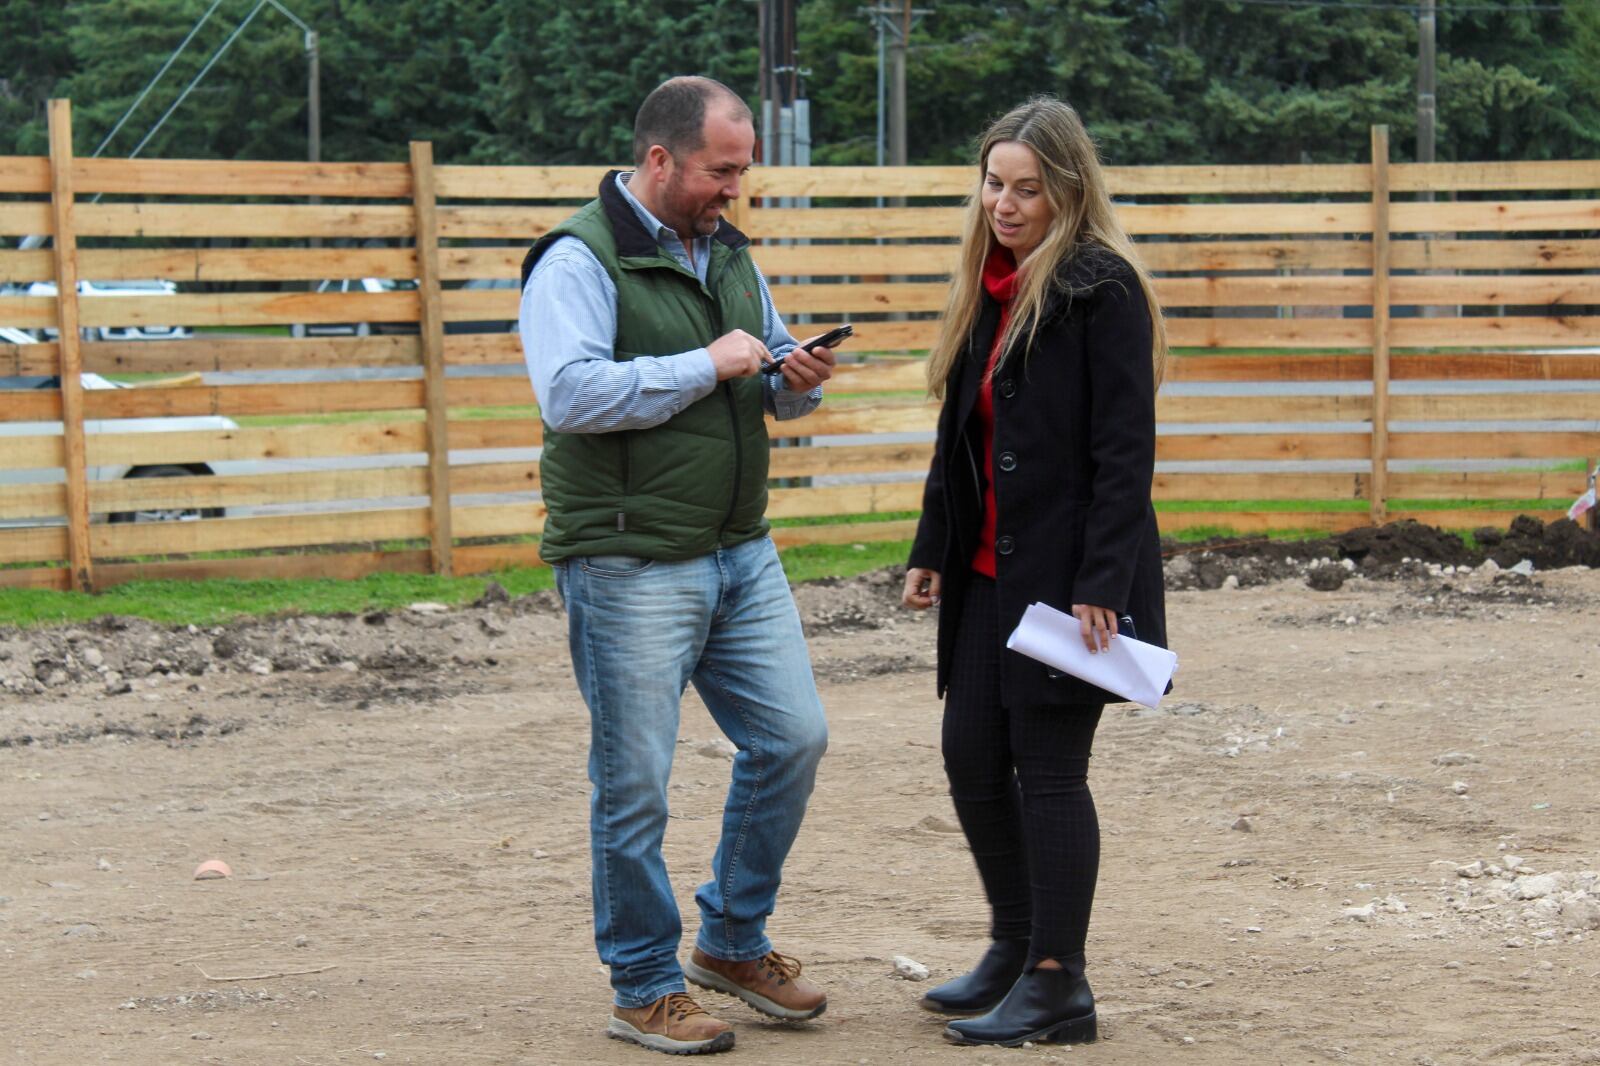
[908,245,1168,708]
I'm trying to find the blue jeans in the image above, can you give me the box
[552,535,828,1008]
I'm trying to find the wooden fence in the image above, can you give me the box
[2,101,1597,591]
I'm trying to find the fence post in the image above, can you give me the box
[409,141,453,575]
[47,99,94,593]
[1369,124,1392,525]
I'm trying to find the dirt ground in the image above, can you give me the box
[3,533,1600,1065]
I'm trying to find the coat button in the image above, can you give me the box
[995,535,1015,556]
[998,380,1016,399]
[997,451,1017,472]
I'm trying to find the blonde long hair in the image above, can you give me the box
[926,97,1167,399]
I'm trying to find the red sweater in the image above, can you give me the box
[970,247,1020,578]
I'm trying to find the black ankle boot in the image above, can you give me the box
[942,966,1096,1046]
[919,939,1029,1015]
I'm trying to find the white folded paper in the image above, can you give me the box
[1005,602,1178,710]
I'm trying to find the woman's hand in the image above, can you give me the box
[1071,603,1119,653]
[902,568,942,610]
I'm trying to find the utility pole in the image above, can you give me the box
[862,4,928,172]
[1417,0,1435,173]
[306,30,320,166]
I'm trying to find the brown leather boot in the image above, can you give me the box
[607,991,735,1055]
[684,947,827,1022]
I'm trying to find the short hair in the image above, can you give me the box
[633,77,753,166]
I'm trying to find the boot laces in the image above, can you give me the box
[662,992,707,1023]
[761,951,802,985]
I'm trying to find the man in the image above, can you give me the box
[519,76,835,1056]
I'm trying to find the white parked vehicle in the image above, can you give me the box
[291,277,419,338]
[0,333,243,525]
[25,278,192,341]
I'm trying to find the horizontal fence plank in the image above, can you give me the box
[73,380,423,419]
[449,418,540,450]
[1138,240,1371,272]
[73,158,413,198]
[435,206,574,240]
[453,502,545,538]
[453,541,545,574]
[85,335,422,375]
[439,245,523,280]
[92,548,434,588]
[0,435,63,470]
[0,524,65,565]
[1155,433,1370,461]
[751,243,960,276]
[1390,200,1600,234]
[769,518,921,548]
[84,421,428,467]
[1122,202,1372,236]
[1153,472,1367,500]
[1166,351,1600,382]
[1389,431,1597,460]
[745,207,965,240]
[1389,274,1600,306]
[0,565,68,590]
[767,441,934,478]
[1386,471,1588,499]
[93,506,431,557]
[0,155,50,193]
[86,466,428,511]
[0,201,50,236]
[1389,392,1600,421]
[747,166,972,198]
[1,246,416,286]
[1390,160,1600,193]
[767,481,925,519]
[433,165,617,200]
[1158,275,1371,307]
[444,332,523,366]
[828,359,928,392]
[1166,317,1374,349]
[75,203,415,239]
[766,282,950,314]
[0,482,65,521]
[1157,510,1368,535]
[1391,238,1600,272]
[0,291,420,331]
[1159,394,1373,423]
[1390,316,1600,347]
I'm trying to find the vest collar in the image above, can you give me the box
[599,170,750,260]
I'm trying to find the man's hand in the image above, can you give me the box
[776,335,838,392]
[1070,603,1119,654]
[902,567,941,610]
[708,329,770,380]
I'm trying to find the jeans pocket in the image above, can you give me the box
[580,554,655,577]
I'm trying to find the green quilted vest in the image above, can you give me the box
[521,172,771,563]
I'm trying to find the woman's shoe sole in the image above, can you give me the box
[942,1011,1097,1047]
[919,996,1001,1016]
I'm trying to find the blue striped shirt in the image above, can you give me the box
[519,173,821,433]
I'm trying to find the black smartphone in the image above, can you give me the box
[761,323,853,375]
[1117,614,1137,641]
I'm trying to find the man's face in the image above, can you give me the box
[657,108,755,238]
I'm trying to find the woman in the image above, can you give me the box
[901,96,1168,1047]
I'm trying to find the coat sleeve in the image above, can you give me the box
[1071,264,1156,611]
[908,391,954,572]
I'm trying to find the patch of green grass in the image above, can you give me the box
[777,539,912,584]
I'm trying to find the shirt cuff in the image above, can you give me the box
[677,348,719,402]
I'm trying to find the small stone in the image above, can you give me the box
[1433,752,1477,766]
[1510,559,1535,576]
[892,955,930,981]
[293,935,309,948]
[1306,567,1345,591]
[1443,961,1462,970]
[82,647,104,668]
[1511,874,1563,900]
[192,1032,213,1041]
[696,738,738,759]
[1344,616,1358,626]
[338,660,359,672]
[407,602,450,614]
[75,969,96,979]
[1221,575,1240,590]
[63,924,101,938]
[1456,860,1485,879]
[1343,904,1375,922]
[918,814,963,834]
[96,858,112,872]
[1452,781,1469,795]
[1231,816,1253,832]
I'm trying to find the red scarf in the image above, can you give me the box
[971,246,1019,578]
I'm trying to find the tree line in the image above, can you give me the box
[2,0,1596,170]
